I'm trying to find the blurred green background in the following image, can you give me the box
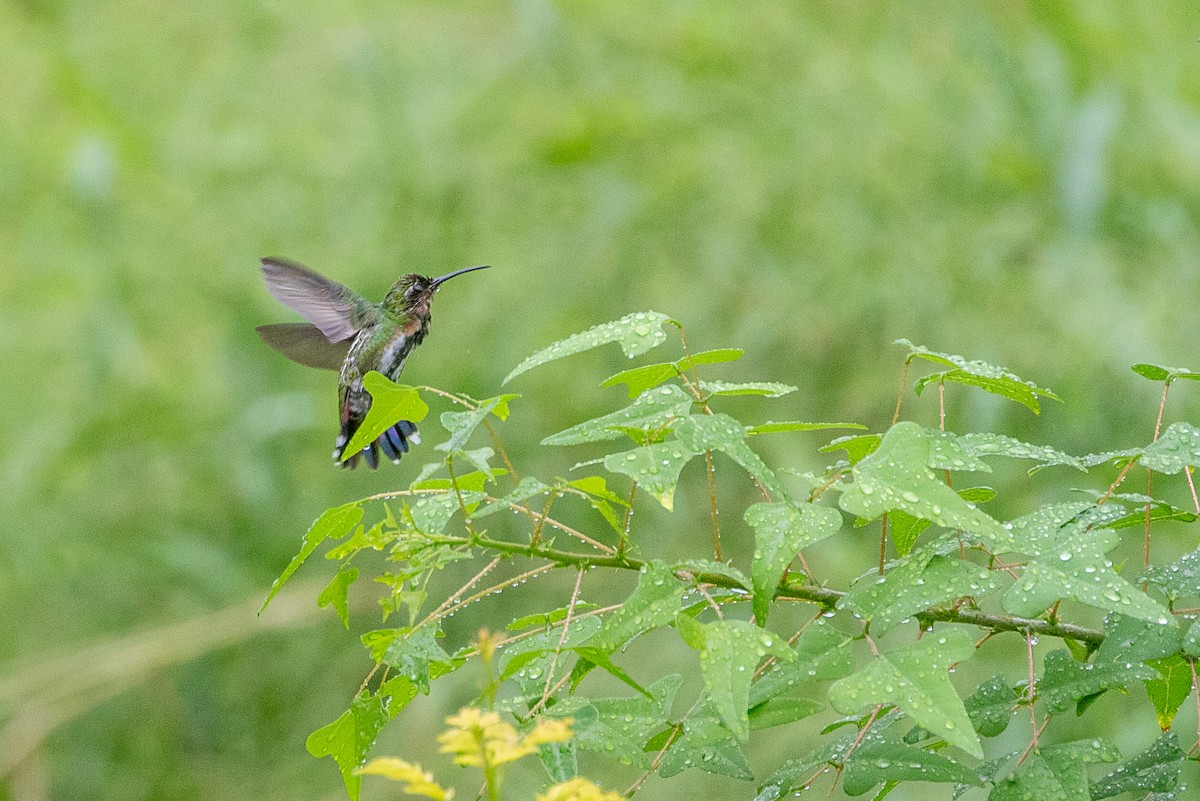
[3,2,1200,799]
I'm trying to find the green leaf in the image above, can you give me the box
[601,349,744,398]
[603,441,699,511]
[838,423,1013,548]
[748,420,869,435]
[504,311,674,384]
[262,502,363,612]
[537,739,578,785]
[746,501,843,624]
[675,413,790,501]
[497,617,602,687]
[586,561,684,654]
[677,617,792,741]
[1133,364,1200,383]
[889,490,996,557]
[1183,619,1200,657]
[842,551,1000,634]
[658,711,753,780]
[754,730,860,800]
[601,362,678,398]
[748,697,824,730]
[897,339,1059,414]
[820,433,882,465]
[306,692,388,801]
[842,742,982,797]
[471,476,551,518]
[828,629,982,757]
[1095,614,1181,665]
[360,626,455,693]
[1145,655,1194,729]
[940,432,1089,473]
[1090,732,1183,799]
[549,674,680,769]
[990,739,1119,801]
[699,380,796,398]
[964,675,1019,738]
[1002,509,1172,624]
[506,602,601,631]
[544,384,694,446]
[749,620,853,706]
[571,647,654,699]
[318,566,359,629]
[435,394,517,453]
[1038,649,1156,715]
[1144,546,1200,602]
[341,373,430,461]
[673,558,751,589]
[1142,423,1200,474]
[406,490,482,534]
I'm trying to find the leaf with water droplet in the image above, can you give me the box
[602,441,699,510]
[504,311,675,384]
[306,691,388,801]
[748,420,869,436]
[699,380,797,398]
[819,433,882,465]
[676,413,790,501]
[749,621,852,708]
[359,625,458,694]
[747,697,824,730]
[341,372,430,461]
[1003,506,1171,623]
[672,558,751,590]
[1143,546,1200,603]
[318,565,359,629]
[601,348,744,398]
[585,561,684,654]
[471,476,552,518]
[676,617,793,741]
[1038,649,1156,716]
[1090,731,1183,799]
[1145,654,1192,729]
[828,628,982,757]
[262,502,363,613]
[1132,363,1200,384]
[549,674,681,769]
[842,549,1001,633]
[1095,614,1181,665]
[990,739,1119,801]
[544,384,694,446]
[897,338,1060,414]
[1142,422,1200,475]
[842,742,982,796]
[658,709,753,780]
[838,423,1013,548]
[964,675,1020,738]
[746,501,842,624]
[434,394,518,454]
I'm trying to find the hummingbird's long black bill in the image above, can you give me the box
[431,264,489,288]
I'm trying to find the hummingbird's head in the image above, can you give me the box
[384,265,489,317]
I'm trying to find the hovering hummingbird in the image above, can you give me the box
[257,257,489,469]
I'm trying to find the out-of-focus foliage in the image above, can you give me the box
[1,2,1198,800]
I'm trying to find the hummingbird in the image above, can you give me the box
[256,257,489,469]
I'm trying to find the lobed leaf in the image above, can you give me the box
[341,373,430,461]
[544,384,694,446]
[1141,422,1200,475]
[435,394,517,454]
[504,311,675,384]
[675,413,790,501]
[602,441,699,511]
[1132,364,1200,383]
[1090,732,1183,799]
[828,628,983,757]
[306,692,389,801]
[964,675,1020,738]
[746,501,843,624]
[699,380,796,398]
[990,739,1119,801]
[262,502,363,612]
[842,742,982,796]
[1037,649,1156,715]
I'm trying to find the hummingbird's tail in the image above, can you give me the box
[334,420,421,470]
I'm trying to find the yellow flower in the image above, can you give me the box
[524,717,574,746]
[536,777,623,801]
[356,757,454,801]
[437,709,576,767]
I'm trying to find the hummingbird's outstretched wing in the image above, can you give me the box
[256,323,353,370]
[260,257,379,342]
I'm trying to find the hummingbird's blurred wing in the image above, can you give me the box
[260,257,379,342]
[256,323,353,370]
